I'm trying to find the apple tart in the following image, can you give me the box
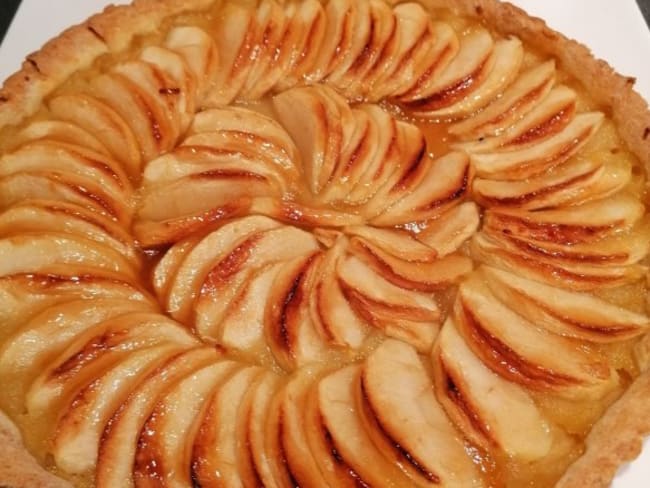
[1,0,650,487]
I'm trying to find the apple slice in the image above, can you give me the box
[203,3,258,105]
[338,256,440,352]
[316,366,414,486]
[449,60,556,138]
[328,0,396,99]
[51,343,185,474]
[311,238,368,348]
[265,254,328,370]
[410,36,523,120]
[344,225,437,262]
[0,200,137,263]
[360,339,480,487]
[0,233,138,281]
[472,157,609,210]
[0,171,129,223]
[95,347,220,488]
[472,231,647,291]
[249,197,365,227]
[433,318,554,461]
[133,359,240,487]
[218,263,283,353]
[164,26,219,100]
[371,151,469,226]
[470,112,604,180]
[48,94,142,176]
[278,369,330,487]
[12,120,109,155]
[458,85,577,152]
[404,29,495,113]
[457,276,618,399]
[24,312,197,418]
[112,60,184,147]
[90,71,174,162]
[191,366,264,487]
[415,202,480,256]
[484,195,645,245]
[162,215,281,321]
[350,237,473,292]
[274,0,326,90]
[273,85,355,195]
[482,266,650,342]
[139,45,197,130]
[194,227,320,344]
[317,0,372,84]
[239,0,288,100]
[370,3,437,100]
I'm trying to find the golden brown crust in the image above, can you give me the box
[0,1,649,487]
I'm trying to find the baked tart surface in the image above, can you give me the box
[1,0,650,487]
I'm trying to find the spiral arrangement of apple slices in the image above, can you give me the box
[0,1,649,487]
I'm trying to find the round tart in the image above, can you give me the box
[1,0,650,487]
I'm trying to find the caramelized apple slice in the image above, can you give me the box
[317,0,371,83]
[0,299,155,414]
[139,45,197,129]
[415,202,480,256]
[472,231,647,291]
[483,266,650,342]
[411,36,523,120]
[472,157,632,210]
[274,0,326,89]
[350,237,473,292]
[471,112,604,180]
[239,0,288,100]
[338,256,440,351]
[458,85,577,152]
[433,318,553,461]
[191,366,263,487]
[279,369,330,487]
[195,227,320,343]
[96,347,220,488]
[51,343,185,474]
[243,373,289,486]
[317,366,413,486]
[344,225,437,262]
[484,195,645,244]
[265,254,327,370]
[48,94,142,176]
[0,200,137,263]
[90,71,175,162]
[311,238,368,348]
[371,151,469,226]
[25,313,197,417]
[328,0,396,99]
[457,276,618,398]
[0,171,128,223]
[205,2,257,105]
[404,29,495,113]
[162,215,281,321]
[0,233,138,280]
[133,360,240,487]
[273,85,354,194]
[449,60,556,138]
[152,234,202,301]
[13,120,108,155]
[361,339,479,487]
[249,197,365,227]
[164,26,219,99]
[0,266,151,343]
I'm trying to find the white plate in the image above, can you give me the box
[1,1,649,486]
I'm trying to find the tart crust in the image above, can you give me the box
[0,1,649,487]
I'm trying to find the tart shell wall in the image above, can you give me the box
[0,1,648,487]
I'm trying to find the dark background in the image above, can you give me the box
[0,0,649,52]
